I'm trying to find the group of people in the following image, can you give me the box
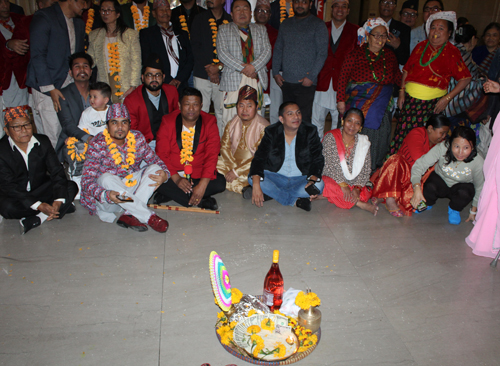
[0,0,500,261]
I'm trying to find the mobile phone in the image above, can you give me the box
[416,200,427,212]
[391,28,401,38]
[117,195,134,202]
[305,184,321,196]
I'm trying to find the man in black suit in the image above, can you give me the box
[0,107,78,234]
[140,0,193,93]
[171,0,205,33]
[26,0,87,149]
[378,0,411,66]
[247,102,324,211]
[56,52,94,162]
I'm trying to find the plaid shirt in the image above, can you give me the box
[80,130,169,215]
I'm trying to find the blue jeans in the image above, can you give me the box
[249,171,324,206]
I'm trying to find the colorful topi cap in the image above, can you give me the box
[4,106,29,125]
[238,85,258,104]
[106,103,130,121]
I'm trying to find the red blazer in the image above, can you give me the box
[316,21,359,92]
[1,13,29,93]
[124,84,179,143]
[264,23,278,93]
[155,110,220,180]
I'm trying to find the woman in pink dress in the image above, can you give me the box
[466,80,500,258]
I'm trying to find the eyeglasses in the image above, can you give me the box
[380,0,396,7]
[100,8,116,15]
[145,73,163,79]
[370,33,388,40]
[8,123,32,132]
[255,8,270,14]
[423,6,441,12]
[401,12,418,17]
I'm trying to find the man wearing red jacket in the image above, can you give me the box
[0,0,28,138]
[124,55,179,148]
[154,87,225,210]
[311,0,358,137]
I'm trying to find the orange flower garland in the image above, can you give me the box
[180,127,195,166]
[103,129,137,187]
[131,4,150,31]
[66,128,90,162]
[280,0,293,23]
[85,9,95,35]
[209,18,229,64]
[107,42,123,99]
[179,15,189,37]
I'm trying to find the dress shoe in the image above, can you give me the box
[242,186,252,200]
[147,214,169,233]
[199,197,218,210]
[58,203,76,219]
[116,214,148,232]
[19,216,41,235]
[296,198,312,212]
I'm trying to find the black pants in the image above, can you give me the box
[423,171,475,211]
[281,82,316,124]
[0,180,79,219]
[156,173,226,207]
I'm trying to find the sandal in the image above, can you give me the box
[385,204,404,217]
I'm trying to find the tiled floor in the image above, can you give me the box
[1,192,499,366]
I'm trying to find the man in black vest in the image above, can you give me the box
[124,55,179,149]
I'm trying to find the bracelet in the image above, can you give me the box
[470,209,477,215]
[413,183,421,188]
[445,95,451,101]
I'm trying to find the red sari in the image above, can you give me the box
[371,127,432,216]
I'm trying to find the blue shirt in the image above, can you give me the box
[277,134,303,177]
[147,90,161,110]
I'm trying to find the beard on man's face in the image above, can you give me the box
[145,81,162,92]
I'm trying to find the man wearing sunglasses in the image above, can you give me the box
[0,107,78,234]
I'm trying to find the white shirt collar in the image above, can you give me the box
[8,135,40,153]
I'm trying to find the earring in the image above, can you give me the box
[359,128,362,133]
[341,119,344,126]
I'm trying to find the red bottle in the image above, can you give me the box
[263,250,284,311]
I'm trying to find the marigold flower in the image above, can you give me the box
[247,325,261,334]
[261,318,275,331]
[247,309,257,317]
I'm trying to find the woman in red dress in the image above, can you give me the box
[371,114,450,216]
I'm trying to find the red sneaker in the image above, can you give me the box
[148,214,169,233]
[116,214,148,232]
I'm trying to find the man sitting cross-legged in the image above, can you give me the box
[248,102,325,211]
[80,104,170,233]
[0,107,78,234]
[155,87,225,210]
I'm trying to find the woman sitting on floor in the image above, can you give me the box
[319,108,378,216]
[410,126,484,225]
[371,114,451,217]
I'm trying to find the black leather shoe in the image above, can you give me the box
[20,216,41,235]
[242,186,252,200]
[199,197,218,210]
[296,198,312,212]
[153,192,168,205]
[58,203,76,219]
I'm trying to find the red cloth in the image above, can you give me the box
[264,23,278,94]
[124,84,179,143]
[316,21,359,92]
[322,176,371,209]
[371,127,432,216]
[155,110,220,180]
[337,45,402,103]
[404,41,471,91]
[1,13,29,94]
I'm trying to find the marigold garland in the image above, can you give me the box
[209,18,229,64]
[85,8,95,35]
[179,15,189,37]
[131,4,150,31]
[66,128,90,162]
[280,0,293,23]
[295,291,321,310]
[103,129,137,187]
[107,42,123,98]
[180,127,195,177]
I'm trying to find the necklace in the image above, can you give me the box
[179,15,189,37]
[85,9,95,35]
[365,45,386,83]
[209,18,229,64]
[419,41,447,67]
[103,129,137,187]
[131,4,150,31]
[280,0,294,23]
[107,42,123,99]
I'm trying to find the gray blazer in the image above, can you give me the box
[55,83,90,162]
[26,3,85,91]
[216,22,271,92]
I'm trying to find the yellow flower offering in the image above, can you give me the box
[247,325,261,334]
[247,309,257,317]
[295,291,321,310]
[274,342,286,358]
[260,318,275,331]
[231,288,243,304]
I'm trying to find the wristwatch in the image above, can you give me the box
[218,63,224,71]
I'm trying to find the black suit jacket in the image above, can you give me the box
[171,4,206,32]
[26,3,85,91]
[387,18,411,66]
[0,134,69,209]
[249,123,324,179]
[140,25,194,92]
[56,83,89,162]
[9,3,24,15]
